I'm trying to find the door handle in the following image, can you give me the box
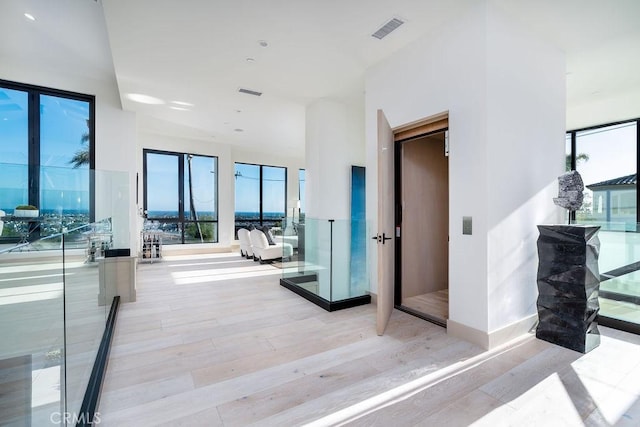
[372,233,393,244]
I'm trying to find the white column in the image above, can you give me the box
[305,98,365,300]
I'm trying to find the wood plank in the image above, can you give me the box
[92,253,640,426]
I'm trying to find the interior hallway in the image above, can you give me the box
[98,253,640,426]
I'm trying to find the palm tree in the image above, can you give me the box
[69,120,90,168]
[566,152,589,171]
[187,155,203,241]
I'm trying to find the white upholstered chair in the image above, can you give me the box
[237,228,253,258]
[249,229,293,263]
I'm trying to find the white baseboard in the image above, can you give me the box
[447,314,537,350]
[369,292,377,306]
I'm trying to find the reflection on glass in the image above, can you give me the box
[598,223,640,328]
[234,163,286,236]
[281,217,370,303]
[184,155,217,221]
[262,165,286,225]
[146,153,179,219]
[0,88,29,212]
[235,163,260,229]
[0,219,112,426]
[40,95,91,236]
[574,122,637,230]
[144,151,218,244]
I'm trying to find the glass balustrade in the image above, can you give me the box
[597,222,640,329]
[280,217,371,310]
[0,164,129,426]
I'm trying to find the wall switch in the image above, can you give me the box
[463,216,472,235]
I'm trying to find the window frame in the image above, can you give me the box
[566,117,639,229]
[0,79,96,242]
[234,161,287,233]
[143,148,219,244]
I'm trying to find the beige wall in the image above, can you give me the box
[401,134,449,299]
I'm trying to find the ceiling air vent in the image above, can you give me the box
[371,18,404,40]
[238,88,263,97]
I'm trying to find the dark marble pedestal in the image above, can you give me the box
[536,225,601,353]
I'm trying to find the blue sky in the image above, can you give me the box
[0,87,89,212]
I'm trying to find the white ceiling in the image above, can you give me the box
[99,0,640,152]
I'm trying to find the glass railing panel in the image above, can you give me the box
[332,219,369,301]
[62,220,112,419]
[597,222,640,327]
[1,164,130,246]
[0,235,66,426]
[40,164,90,238]
[0,218,115,426]
[281,217,370,303]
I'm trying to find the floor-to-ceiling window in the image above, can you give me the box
[143,149,218,244]
[567,118,639,332]
[570,121,637,230]
[234,162,286,236]
[0,80,94,241]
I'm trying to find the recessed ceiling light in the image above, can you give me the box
[171,101,193,107]
[170,106,190,111]
[24,13,36,21]
[246,57,255,63]
[258,40,268,48]
[235,109,242,113]
[234,128,244,132]
[126,93,165,105]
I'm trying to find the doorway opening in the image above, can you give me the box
[395,129,449,327]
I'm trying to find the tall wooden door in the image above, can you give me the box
[376,110,395,335]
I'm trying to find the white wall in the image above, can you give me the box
[305,98,366,300]
[365,1,565,340]
[306,98,365,220]
[366,1,490,332]
[485,4,565,332]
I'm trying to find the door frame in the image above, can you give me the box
[376,110,449,334]
[394,128,449,327]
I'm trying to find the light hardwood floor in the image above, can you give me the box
[402,289,449,322]
[98,253,640,426]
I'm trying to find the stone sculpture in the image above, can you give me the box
[535,169,600,354]
[553,170,584,211]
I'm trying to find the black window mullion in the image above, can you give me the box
[284,168,288,220]
[259,166,264,226]
[89,102,96,223]
[28,93,41,239]
[28,92,39,209]
[178,154,185,243]
[142,152,148,216]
